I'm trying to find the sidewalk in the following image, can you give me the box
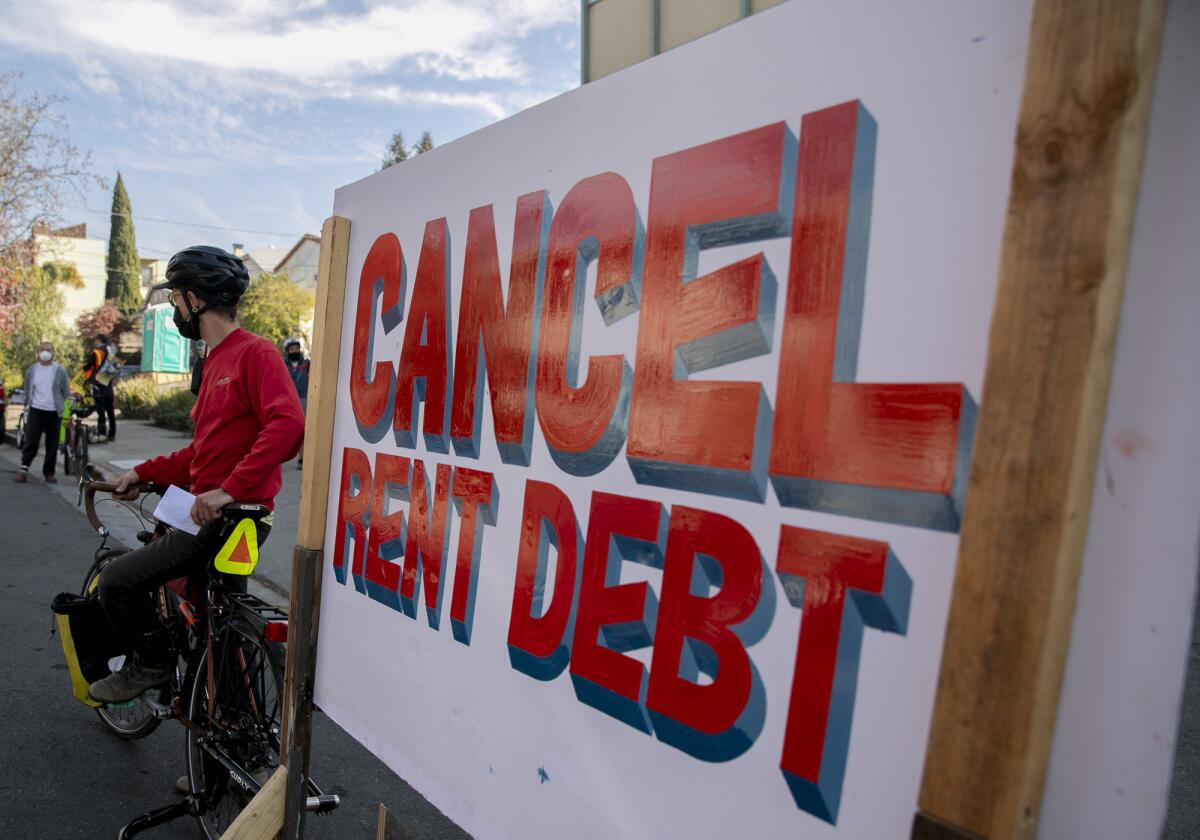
[0,414,302,603]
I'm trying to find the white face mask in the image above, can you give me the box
[38,351,52,363]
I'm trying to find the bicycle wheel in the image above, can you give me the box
[185,616,284,839]
[81,561,165,740]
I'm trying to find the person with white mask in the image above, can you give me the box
[16,341,69,483]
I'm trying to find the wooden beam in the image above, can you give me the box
[916,1,1166,838]
[376,804,419,840]
[219,765,287,840]
[224,216,350,840]
[280,215,351,839]
[295,214,352,551]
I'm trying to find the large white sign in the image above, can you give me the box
[314,2,1036,837]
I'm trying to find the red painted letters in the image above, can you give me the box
[350,234,403,439]
[769,101,970,530]
[535,173,637,475]
[507,480,581,678]
[395,219,452,450]
[628,123,791,501]
[450,194,548,463]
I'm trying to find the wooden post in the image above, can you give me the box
[376,804,418,840]
[915,1,1166,838]
[281,214,351,839]
[218,214,351,840]
[219,763,289,840]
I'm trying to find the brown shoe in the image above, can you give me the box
[44,474,57,484]
[13,470,27,483]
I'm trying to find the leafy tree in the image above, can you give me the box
[413,130,435,155]
[0,261,83,383]
[0,72,100,333]
[41,259,84,289]
[76,299,136,343]
[105,172,143,315]
[381,131,409,170]
[238,272,315,347]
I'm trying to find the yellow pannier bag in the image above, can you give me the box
[51,592,122,708]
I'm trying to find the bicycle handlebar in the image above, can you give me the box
[82,478,164,535]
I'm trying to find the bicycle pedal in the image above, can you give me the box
[143,697,173,720]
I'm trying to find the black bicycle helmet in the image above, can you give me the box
[153,245,250,307]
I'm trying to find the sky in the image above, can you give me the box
[0,0,581,262]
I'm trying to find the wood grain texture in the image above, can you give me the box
[377,804,419,840]
[282,215,350,838]
[217,764,286,840]
[280,214,350,760]
[917,1,1166,837]
[282,546,324,839]
[296,214,351,550]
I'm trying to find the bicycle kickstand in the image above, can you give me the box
[115,795,200,839]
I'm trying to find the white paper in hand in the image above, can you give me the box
[152,485,201,535]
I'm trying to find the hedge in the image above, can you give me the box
[114,378,196,432]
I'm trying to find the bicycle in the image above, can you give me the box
[15,404,27,450]
[75,471,339,838]
[61,390,94,477]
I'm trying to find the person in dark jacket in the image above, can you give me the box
[83,333,117,441]
[284,337,309,468]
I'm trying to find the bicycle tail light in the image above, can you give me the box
[264,621,288,643]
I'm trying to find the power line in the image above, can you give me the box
[67,204,305,239]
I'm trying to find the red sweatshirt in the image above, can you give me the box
[136,329,305,509]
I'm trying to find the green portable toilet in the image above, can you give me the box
[142,304,191,373]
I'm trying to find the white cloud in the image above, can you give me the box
[1,0,577,91]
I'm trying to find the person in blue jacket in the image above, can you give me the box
[284,337,309,468]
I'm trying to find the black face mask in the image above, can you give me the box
[174,306,202,341]
[287,351,303,362]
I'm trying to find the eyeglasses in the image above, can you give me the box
[167,290,182,306]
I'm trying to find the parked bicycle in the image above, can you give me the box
[60,393,93,477]
[64,470,338,838]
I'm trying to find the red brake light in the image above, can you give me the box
[263,621,288,643]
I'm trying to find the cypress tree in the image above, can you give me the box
[106,172,143,315]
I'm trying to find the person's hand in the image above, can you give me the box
[113,469,141,501]
[191,488,234,526]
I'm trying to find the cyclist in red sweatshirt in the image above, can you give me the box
[88,246,305,704]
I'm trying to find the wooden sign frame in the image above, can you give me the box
[221,0,1168,836]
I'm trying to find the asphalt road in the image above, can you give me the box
[0,452,470,840]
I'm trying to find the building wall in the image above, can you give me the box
[34,234,108,329]
[35,233,167,330]
[582,0,791,82]
[279,237,320,288]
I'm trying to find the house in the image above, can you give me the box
[233,235,320,288]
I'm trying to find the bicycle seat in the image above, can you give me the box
[221,503,270,522]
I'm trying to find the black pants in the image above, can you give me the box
[97,520,270,664]
[20,408,59,477]
[93,384,116,438]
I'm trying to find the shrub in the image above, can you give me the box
[115,377,158,419]
[151,388,196,432]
